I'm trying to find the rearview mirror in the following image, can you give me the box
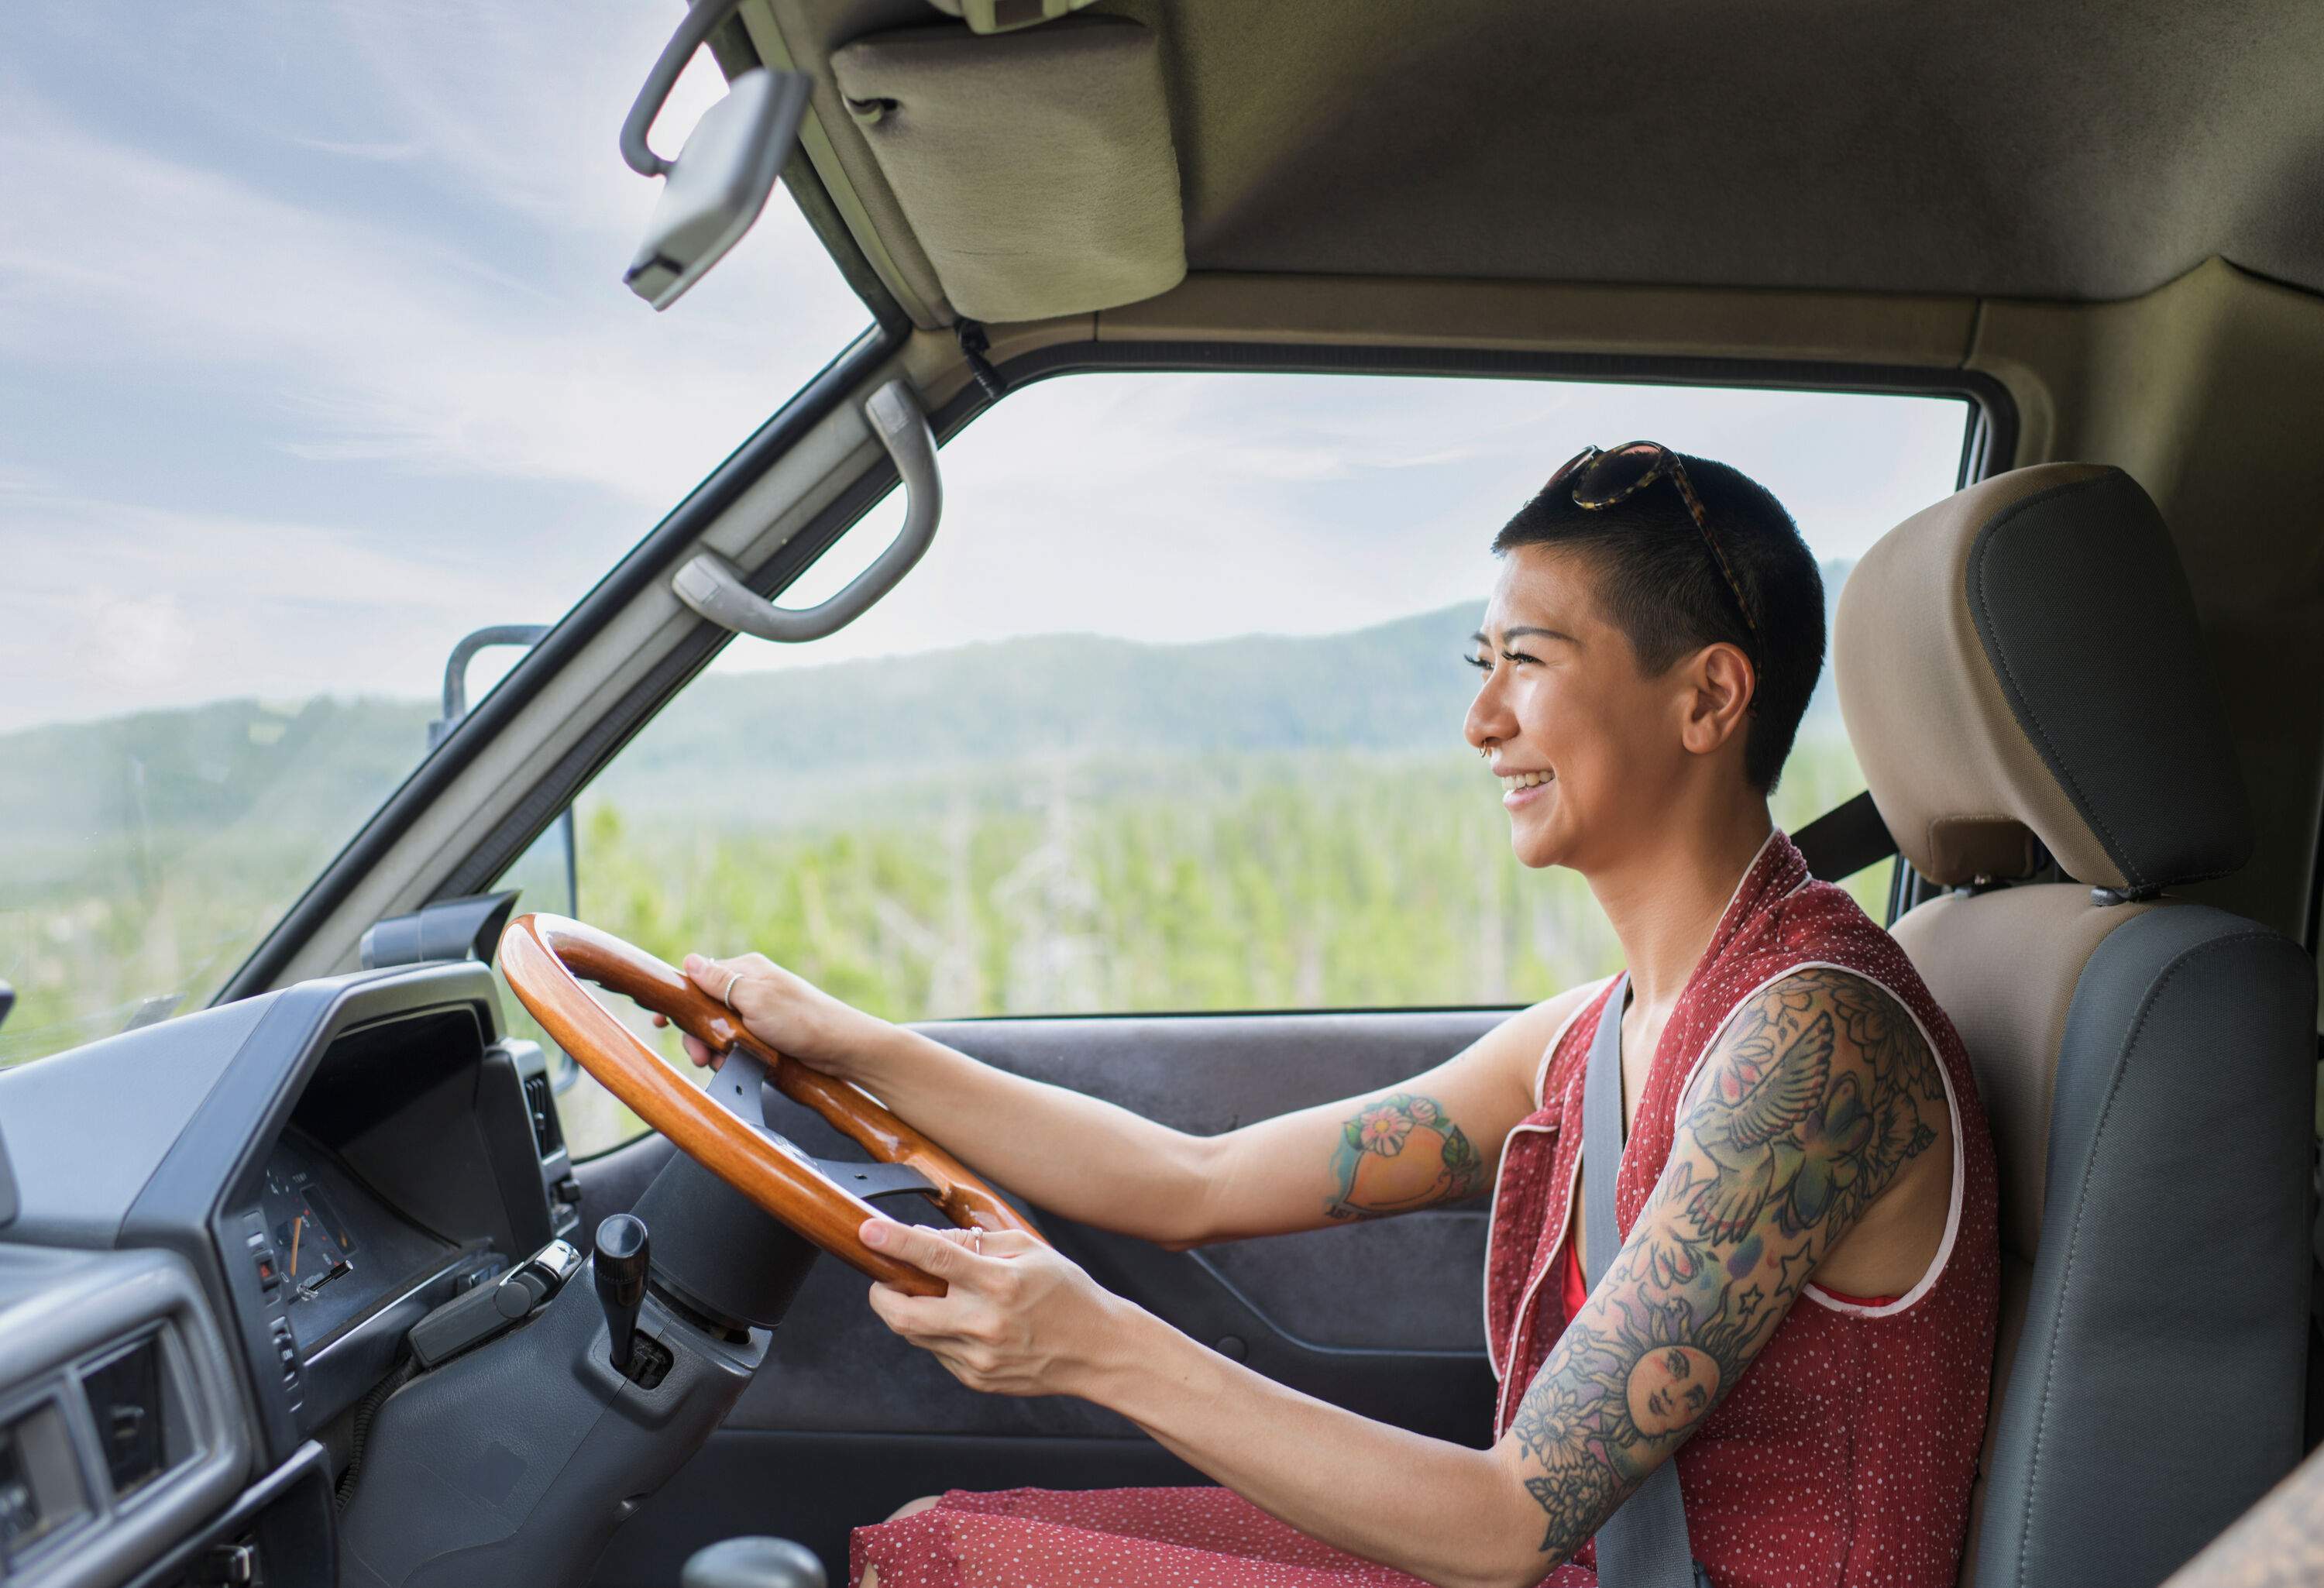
[621,0,811,311]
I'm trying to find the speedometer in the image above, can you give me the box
[263,1153,358,1298]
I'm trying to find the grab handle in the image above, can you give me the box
[623,0,746,179]
[672,380,941,644]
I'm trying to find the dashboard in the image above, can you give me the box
[0,961,580,1588]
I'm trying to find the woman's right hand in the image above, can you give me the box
[653,950,892,1082]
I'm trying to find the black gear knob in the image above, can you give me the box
[593,1213,649,1373]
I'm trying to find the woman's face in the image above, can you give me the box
[1463,543,1727,873]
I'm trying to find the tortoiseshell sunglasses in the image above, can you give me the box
[1545,441,1761,656]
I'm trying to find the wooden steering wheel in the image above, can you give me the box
[499,913,1042,1297]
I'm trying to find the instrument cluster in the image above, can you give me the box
[253,1136,454,1350]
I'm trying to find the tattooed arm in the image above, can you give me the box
[1181,980,1597,1243]
[1062,969,1951,1588]
[1504,968,1952,1559]
[746,971,1589,1249]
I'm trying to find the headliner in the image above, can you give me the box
[774,0,2324,311]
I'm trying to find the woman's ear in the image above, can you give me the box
[1678,643,1756,758]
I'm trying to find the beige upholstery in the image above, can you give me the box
[1889,888,2163,1259]
[830,18,1186,324]
[1837,463,2118,885]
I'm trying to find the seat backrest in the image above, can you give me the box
[1836,463,2316,1588]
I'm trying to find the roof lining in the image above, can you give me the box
[761,0,2324,325]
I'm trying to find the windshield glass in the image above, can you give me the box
[0,4,873,1064]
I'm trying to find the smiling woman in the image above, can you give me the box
[530,367,1973,1157]
[0,2,872,1064]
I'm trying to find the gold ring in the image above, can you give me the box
[721,970,744,1009]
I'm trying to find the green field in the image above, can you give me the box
[540,730,1882,1153]
[570,735,1878,1026]
[2,597,1880,1132]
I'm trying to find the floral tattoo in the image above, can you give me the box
[1505,968,1946,1562]
[1324,1092,1487,1220]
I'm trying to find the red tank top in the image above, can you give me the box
[1485,831,1999,1588]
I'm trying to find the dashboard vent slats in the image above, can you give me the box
[521,1074,563,1160]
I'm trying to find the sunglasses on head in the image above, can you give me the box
[1545,442,1761,656]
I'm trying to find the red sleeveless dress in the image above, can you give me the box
[851,834,1999,1588]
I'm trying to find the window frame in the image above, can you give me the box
[514,346,2011,1153]
[306,339,2015,1002]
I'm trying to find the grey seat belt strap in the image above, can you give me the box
[1582,974,1702,1588]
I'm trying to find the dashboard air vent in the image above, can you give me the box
[522,1074,564,1160]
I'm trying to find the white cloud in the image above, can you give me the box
[722,371,1969,679]
[0,1,868,508]
[0,0,1970,739]
[0,490,574,729]
[284,136,423,163]
[0,108,862,504]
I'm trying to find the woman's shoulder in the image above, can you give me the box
[1497,977,1616,1112]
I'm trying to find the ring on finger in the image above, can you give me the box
[721,970,744,1009]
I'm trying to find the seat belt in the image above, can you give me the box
[1792,789,1899,882]
[1583,975,1704,1588]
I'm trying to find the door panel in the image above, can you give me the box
[579,1008,1514,1585]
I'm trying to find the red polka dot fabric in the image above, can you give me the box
[1487,831,1999,1587]
[851,1487,1598,1588]
[848,834,1999,1588]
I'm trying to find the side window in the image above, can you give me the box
[527,371,1970,1156]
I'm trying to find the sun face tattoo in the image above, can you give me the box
[1324,1091,1487,1220]
[1506,968,1946,1562]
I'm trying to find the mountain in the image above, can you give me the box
[2,564,1855,879]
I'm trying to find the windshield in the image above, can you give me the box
[0,4,873,1064]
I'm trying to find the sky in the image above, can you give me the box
[0,2,1970,736]
[0,2,871,733]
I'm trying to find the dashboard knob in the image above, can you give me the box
[682,1537,825,1588]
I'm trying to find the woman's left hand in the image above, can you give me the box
[861,1218,1130,1398]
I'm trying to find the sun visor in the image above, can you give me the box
[830,17,1185,325]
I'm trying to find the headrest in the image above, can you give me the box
[1835,463,2252,893]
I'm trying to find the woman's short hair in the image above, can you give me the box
[1491,452,1826,792]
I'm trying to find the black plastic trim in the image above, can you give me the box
[1794,789,1900,882]
[124,1441,335,1588]
[124,964,507,1464]
[215,323,903,1005]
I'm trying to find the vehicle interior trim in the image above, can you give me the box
[0,1246,249,1588]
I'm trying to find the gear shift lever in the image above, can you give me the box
[683,1537,825,1588]
[594,1213,650,1374]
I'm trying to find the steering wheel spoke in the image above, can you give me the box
[500,913,1044,1297]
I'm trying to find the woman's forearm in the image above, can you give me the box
[1074,1301,1544,1588]
[847,1024,1222,1243]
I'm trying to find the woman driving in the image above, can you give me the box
[668,446,1999,1588]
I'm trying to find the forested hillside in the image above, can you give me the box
[3,578,1870,1081]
